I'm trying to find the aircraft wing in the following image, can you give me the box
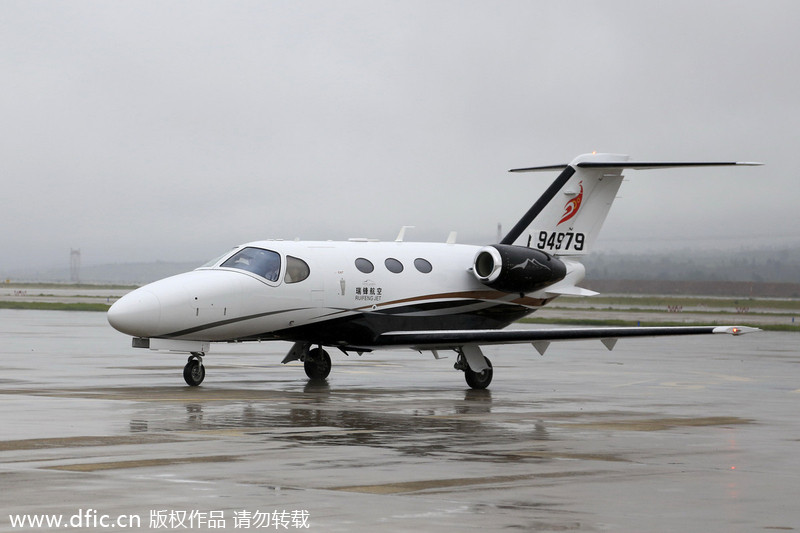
[375,325,759,354]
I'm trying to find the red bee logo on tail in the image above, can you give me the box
[558,181,583,226]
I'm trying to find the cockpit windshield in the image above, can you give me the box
[220,247,281,282]
[200,248,236,268]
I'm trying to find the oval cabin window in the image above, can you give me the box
[385,258,404,273]
[414,258,433,273]
[355,258,374,274]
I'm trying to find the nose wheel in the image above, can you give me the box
[183,354,205,386]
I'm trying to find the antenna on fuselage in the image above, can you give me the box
[395,226,416,242]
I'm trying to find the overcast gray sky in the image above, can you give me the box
[1,1,797,271]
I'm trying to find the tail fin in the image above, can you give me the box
[500,153,760,256]
[500,153,628,255]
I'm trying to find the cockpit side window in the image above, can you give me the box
[284,256,310,284]
[221,247,281,282]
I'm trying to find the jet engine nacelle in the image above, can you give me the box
[473,244,567,293]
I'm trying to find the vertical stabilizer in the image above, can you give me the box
[501,153,628,256]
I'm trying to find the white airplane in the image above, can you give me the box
[108,153,761,389]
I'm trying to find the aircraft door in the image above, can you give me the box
[325,268,349,310]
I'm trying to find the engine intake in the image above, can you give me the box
[473,245,566,293]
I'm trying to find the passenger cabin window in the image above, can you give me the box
[284,256,310,284]
[385,258,403,273]
[355,258,374,273]
[221,247,281,282]
[414,258,433,273]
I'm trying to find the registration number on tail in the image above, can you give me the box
[534,231,585,251]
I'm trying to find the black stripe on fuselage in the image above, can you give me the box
[159,296,540,343]
[160,307,323,339]
[257,301,535,346]
[500,165,577,245]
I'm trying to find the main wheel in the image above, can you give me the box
[183,358,205,386]
[464,356,493,389]
[304,347,331,381]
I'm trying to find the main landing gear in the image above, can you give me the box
[183,353,205,386]
[304,347,332,381]
[280,342,333,382]
[454,350,493,390]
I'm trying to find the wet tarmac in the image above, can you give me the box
[1,308,799,532]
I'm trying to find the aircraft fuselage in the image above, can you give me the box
[108,240,558,350]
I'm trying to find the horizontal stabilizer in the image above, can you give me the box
[509,164,569,173]
[510,161,762,172]
[576,161,763,169]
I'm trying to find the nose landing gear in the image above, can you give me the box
[183,353,205,386]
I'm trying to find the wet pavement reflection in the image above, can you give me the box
[1,310,799,532]
[124,387,510,457]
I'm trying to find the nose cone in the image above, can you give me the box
[107,289,161,337]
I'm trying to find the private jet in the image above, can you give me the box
[108,152,761,389]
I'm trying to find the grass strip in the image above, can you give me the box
[0,301,111,312]
[583,295,800,311]
[3,282,137,290]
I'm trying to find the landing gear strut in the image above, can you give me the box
[304,347,331,381]
[455,351,493,390]
[183,353,205,386]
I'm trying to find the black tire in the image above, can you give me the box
[304,348,331,381]
[183,359,205,386]
[464,356,493,389]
